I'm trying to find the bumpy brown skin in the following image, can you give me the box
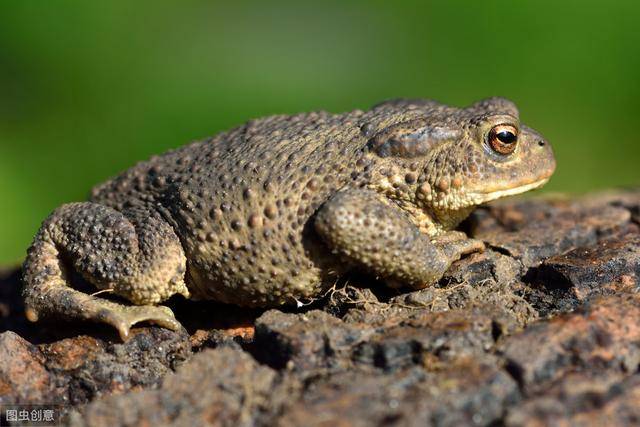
[22,97,556,339]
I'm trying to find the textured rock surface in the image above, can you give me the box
[2,190,640,426]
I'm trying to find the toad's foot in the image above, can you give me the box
[92,302,181,340]
[25,288,182,340]
[435,232,486,260]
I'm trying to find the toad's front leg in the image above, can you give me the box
[314,188,484,289]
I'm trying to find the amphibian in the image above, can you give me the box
[22,98,556,339]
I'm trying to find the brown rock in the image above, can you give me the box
[39,327,192,405]
[501,293,640,396]
[564,375,640,427]
[1,190,640,425]
[504,372,639,427]
[470,198,631,267]
[353,308,501,371]
[70,347,285,427]
[252,309,375,372]
[532,233,640,300]
[387,249,536,329]
[0,331,56,405]
[278,358,519,427]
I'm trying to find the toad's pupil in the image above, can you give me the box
[497,131,516,144]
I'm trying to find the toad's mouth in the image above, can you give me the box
[472,177,551,203]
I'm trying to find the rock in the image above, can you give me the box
[252,309,375,372]
[352,308,502,371]
[561,375,640,427]
[388,249,536,329]
[1,190,640,425]
[504,372,640,427]
[69,347,286,427]
[0,326,191,410]
[277,358,519,427]
[39,327,192,405]
[0,331,56,405]
[531,233,640,301]
[254,307,507,374]
[501,293,640,396]
[470,198,632,267]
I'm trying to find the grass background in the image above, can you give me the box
[0,0,638,264]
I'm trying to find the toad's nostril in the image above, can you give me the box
[538,140,546,147]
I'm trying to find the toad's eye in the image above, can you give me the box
[488,124,518,155]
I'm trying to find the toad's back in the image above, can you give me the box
[90,109,382,306]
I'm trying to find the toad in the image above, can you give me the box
[22,97,555,339]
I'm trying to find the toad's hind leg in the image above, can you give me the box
[22,202,190,340]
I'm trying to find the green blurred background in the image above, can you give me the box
[0,1,638,264]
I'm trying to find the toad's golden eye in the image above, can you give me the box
[488,124,518,155]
